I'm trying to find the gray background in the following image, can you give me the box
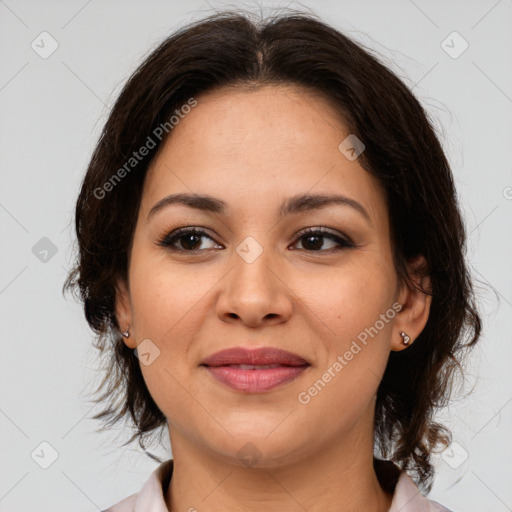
[1,0,511,510]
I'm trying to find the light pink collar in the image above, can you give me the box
[103,459,452,512]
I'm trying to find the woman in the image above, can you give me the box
[64,9,481,512]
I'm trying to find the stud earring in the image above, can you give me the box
[122,327,130,338]
[399,331,411,345]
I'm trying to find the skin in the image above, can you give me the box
[115,84,432,512]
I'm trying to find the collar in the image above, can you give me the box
[105,458,451,512]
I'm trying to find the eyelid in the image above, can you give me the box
[157,225,354,252]
[157,226,221,250]
[293,226,353,243]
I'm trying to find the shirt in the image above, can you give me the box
[102,458,452,512]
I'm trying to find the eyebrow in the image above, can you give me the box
[147,192,371,223]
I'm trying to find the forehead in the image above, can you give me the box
[142,84,386,224]
[153,84,346,162]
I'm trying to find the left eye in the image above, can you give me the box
[157,227,353,253]
[291,228,353,252]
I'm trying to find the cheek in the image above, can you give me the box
[295,258,395,344]
[126,247,219,397]
[126,258,208,421]
[129,242,396,365]
[128,243,213,338]
[309,265,395,390]
[295,276,395,434]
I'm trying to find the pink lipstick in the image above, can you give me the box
[201,347,310,393]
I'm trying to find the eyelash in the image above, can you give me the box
[157,226,354,253]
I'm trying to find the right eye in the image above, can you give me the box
[157,227,223,252]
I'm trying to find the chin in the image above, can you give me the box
[207,429,310,469]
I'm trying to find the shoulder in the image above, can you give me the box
[102,492,137,512]
[101,459,174,512]
[374,458,453,512]
[389,471,453,512]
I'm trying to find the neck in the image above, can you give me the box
[165,424,394,512]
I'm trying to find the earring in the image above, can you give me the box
[399,331,411,345]
[122,327,130,338]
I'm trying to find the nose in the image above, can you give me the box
[216,243,293,328]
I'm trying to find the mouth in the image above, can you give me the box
[200,347,310,393]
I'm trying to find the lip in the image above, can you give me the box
[201,347,310,393]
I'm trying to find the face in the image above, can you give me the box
[115,84,430,467]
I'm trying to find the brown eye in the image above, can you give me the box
[157,226,353,253]
[158,227,222,252]
[292,228,353,252]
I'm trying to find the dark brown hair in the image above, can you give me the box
[63,9,482,493]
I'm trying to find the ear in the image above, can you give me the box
[115,278,136,349]
[391,255,432,352]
